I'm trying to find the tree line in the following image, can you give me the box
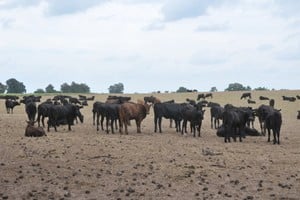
[0,78,270,94]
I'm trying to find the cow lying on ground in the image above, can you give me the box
[119,102,151,134]
[25,120,46,137]
[259,96,269,100]
[282,96,296,102]
[247,99,256,104]
[216,125,262,137]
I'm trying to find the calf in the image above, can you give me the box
[25,121,46,137]
[181,107,205,137]
[119,102,151,134]
[5,99,20,114]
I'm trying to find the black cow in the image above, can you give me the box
[296,95,300,100]
[96,103,121,134]
[247,99,256,104]
[282,96,296,102]
[5,99,20,114]
[222,105,254,143]
[21,96,40,121]
[47,104,84,132]
[205,93,213,98]
[37,101,54,127]
[153,102,185,133]
[197,93,206,100]
[241,92,251,99]
[210,105,224,129]
[257,105,282,144]
[217,125,262,137]
[265,110,282,144]
[181,107,205,137]
[259,96,269,100]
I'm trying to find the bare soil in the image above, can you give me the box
[0,91,300,200]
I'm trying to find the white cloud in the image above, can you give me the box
[0,0,299,93]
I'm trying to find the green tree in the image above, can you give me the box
[6,78,26,93]
[210,86,218,92]
[224,82,251,91]
[0,82,7,93]
[254,87,269,91]
[176,86,188,93]
[60,82,90,93]
[108,83,124,93]
[45,84,57,93]
[34,88,45,93]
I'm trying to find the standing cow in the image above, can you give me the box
[119,102,151,134]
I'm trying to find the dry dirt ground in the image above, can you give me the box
[0,91,300,200]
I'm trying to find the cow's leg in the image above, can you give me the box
[211,116,213,129]
[119,118,123,134]
[124,120,128,134]
[106,117,110,134]
[136,119,141,133]
[158,117,162,133]
[169,119,173,128]
[93,111,96,126]
[154,116,158,132]
[267,128,271,142]
[272,128,277,144]
[96,113,100,131]
[111,119,115,134]
[101,115,105,131]
[277,129,280,145]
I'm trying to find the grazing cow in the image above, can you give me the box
[5,99,20,114]
[181,107,205,137]
[259,96,269,100]
[210,105,224,129]
[296,95,300,100]
[197,93,205,100]
[222,105,254,143]
[247,99,256,104]
[282,96,296,102]
[297,111,300,120]
[119,102,151,134]
[47,104,84,132]
[154,103,185,133]
[205,93,213,98]
[240,92,252,99]
[25,120,46,137]
[37,101,54,127]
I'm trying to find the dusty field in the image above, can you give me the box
[0,90,300,200]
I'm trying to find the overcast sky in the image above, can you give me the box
[0,0,299,93]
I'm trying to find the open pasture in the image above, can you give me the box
[0,90,300,199]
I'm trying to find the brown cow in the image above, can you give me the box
[119,102,151,134]
[25,120,46,137]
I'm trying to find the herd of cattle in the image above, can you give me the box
[0,92,299,144]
